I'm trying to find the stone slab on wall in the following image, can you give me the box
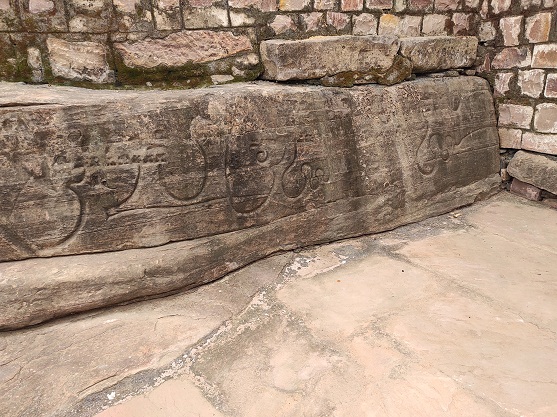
[0,76,500,329]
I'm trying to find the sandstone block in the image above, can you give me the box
[301,12,325,32]
[366,0,393,8]
[341,0,363,10]
[499,15,522,46]
[478,21,496,42]
[492,47,531,69]
[452,12,475,36]
[260,35,399,81]
[545,73,557,98]
[407,0,433,10]
[498,103,533,129]
[353,13,378,35]
[46,37,114,83]
[228,0,277,10]
[378,14,421,37]
[435,0,459,10]
[67,0,112,33]
[1,0,21,31]
[518,69,545,98]
[183,7,229,29]
[326,12,350,31]
[491,0,511,14]
[510,178,542,201]
[521,132,557,155]
[494,72,513,97]
[421,14,449,36]
[269,15,297,34]
[0,77,500,328]
[525,12,551,44]
[499,128,522,148]
[112,0,154,32]
[314,0,334,9]
[399,36,478,72]
[279,0,310,10]
[508,151,557,195]
[532,44,557,69]
[534,103,557,134]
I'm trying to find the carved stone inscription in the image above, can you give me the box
[0,78,499,261]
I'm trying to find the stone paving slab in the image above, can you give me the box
[1,191,556,417]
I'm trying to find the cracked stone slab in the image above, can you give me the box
[399,36,478,73]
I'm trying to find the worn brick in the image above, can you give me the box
[407,0,433,11]
[352,13,378,35]
[491,0,510,13]
[499,16,522,47]
[534,103,557,134]
[510,178,542,201]
[422,14,449,35]
[520,0,542,8]
[378,14,421,37]
[518,69,545,98]
[270,14,297,34]
[532,44,557,69]
[492,47,531,69]
[499,128,522,148]
[314,0,334,9]
[280,0,310,10]
[494,72,513,96]
[452,12,474,35]
[478,21,496,42]
[498,103,533,129]
[545,73,557,98]
[341,0,363,10]
[435,0,459,11]
[184,7,228,29]
[326,11,350,30]
[366,0,393,7]
[525,13,552,44]
[522,132,557,154]
[301,12,325,31]
[229,0,277,11]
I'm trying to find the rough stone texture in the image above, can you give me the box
[521,132,557,155]
[525,12,552,43]
[517,69,545,98]
[352,13,378,35]
[421,14,449,36]
[366,0,392,8]
[494,71,513,96]
[114,31,253,69]
[378,14,422,37]
[507,150,557,195]
[532,44,557,69]
[0,77,499,329]
[498,103,533,129]
[260,35,399,81]
[492,47,532,69]
[499,15,522,47]
[399,36,478,72]
[498,127,522,148]
[534,103,557,133]
[546,73,557,98]
[46,36,114,83]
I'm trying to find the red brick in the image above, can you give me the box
[510,178,542,201]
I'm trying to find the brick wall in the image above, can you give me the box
[0,0,556,178]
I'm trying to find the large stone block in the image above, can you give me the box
[399,36,478,72]
[260,35,399,81]
[0,77,500,329]
[507,150,557,195]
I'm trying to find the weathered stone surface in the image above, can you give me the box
[522,132,557,155]
[546,73,557,98]
[510,178,542,201]
[518,69,545,98]
[492,47,532,69]
[525,12,552,43]
[534,103,557,134]
[399,36,478,72]
[0,77,499,329]
[499,15,522,46]
[507,150,557,195]
[261,35,399,81]
[532,44,557,69]
[378,14,422,37]
[46,36,114,83]
[498,127,522,148]
[498,103,533,129]
[114,30,253,69]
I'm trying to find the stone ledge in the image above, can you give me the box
[260,35,478,85]
[0,77,500,329]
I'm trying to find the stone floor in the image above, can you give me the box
[1,191,556,417]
